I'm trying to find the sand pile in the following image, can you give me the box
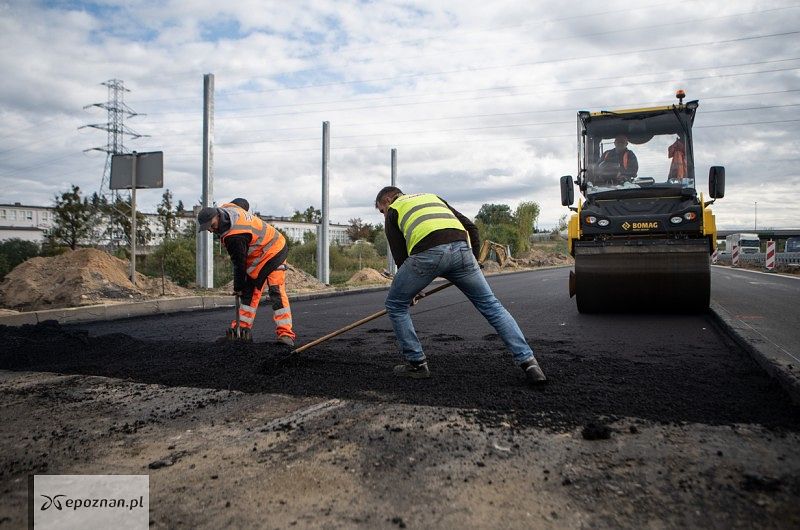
[0,248,191,311]
[285,263,327,291]
[221,263,327,293]
[346,268,392,286]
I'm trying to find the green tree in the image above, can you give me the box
[156,189,178,240]
[346,218,373,242]
[291,206,321,223]
[368,223,384,243]
[109,195,152,249]
[373,229,388,257]
[476,204,513,226]
[48,185,93,250]
[147,238,195,287]
[513,201,540,254]
[0,238,40,280]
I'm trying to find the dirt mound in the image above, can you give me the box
[221,263,327,293]
[0,248,191,311]
[345,268,391,286]
[285,263,327,291]
[512,248,573,268]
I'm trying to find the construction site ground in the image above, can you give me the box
[2,268,799,529]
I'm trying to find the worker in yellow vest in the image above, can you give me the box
[375,186,546,385]
[197,202,295,346]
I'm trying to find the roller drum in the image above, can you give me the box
[574,240,710,313]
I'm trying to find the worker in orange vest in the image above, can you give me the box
[197,202,296,346]
[668,138,687,181]
[600,134,638,183]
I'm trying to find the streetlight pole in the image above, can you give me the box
[754,201,758,231]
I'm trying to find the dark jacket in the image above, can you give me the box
[385,196,481,267]
[601,148,638,178]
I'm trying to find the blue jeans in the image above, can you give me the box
[385,241,535,366]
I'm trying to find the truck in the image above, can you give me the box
[784,237,800,253]
[559,90,724,313]
[726,233,760,254]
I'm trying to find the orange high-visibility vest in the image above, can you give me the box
[603,149,630,168]
[219,203,285,278]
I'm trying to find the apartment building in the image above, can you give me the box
[0,203,351,247]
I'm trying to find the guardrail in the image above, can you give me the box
[716,252,800,266]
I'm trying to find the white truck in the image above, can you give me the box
[726,233,761,254]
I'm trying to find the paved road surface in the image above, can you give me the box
[2,268,799,529]
[711,265,800,367]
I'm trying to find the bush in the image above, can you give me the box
[144,237,196,287]
[0,239,40,281]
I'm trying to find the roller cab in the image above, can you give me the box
[560,92,724,313]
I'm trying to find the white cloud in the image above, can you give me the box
[0,0,798,231]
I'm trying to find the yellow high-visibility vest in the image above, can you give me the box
[389,193,465,253]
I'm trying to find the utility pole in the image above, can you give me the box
[318,121,330,284]
[754,201,758,231]
[197,73,215,289]
[387,148,397,275]
[80,79,147,248]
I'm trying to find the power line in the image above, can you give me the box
[160,117,800,157]
[3,89,798,178]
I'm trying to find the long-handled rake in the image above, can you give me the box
[289,281,454,356]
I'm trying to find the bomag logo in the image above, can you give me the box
[622,221,659,231]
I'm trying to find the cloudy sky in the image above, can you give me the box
[0,0,798,230]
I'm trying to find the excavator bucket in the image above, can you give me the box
[573,240,710,313]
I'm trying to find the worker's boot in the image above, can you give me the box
[277,335,295,348]
[393,360,430,379]
[520,359,547,386]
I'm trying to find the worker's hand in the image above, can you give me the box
[410,292,426,306]
[233,290,242,298]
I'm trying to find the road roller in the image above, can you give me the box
[560,91,725,313]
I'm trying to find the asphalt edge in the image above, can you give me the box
[709,301,800,406]
[0,265,571,328]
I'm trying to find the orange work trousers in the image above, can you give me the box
[230,265,295,339]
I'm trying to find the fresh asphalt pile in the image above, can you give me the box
[2,319,798,432]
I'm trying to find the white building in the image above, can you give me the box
[0,203,55,243]
[259,215,351,246]
[0,202,352,248]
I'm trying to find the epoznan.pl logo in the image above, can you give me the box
[33,475,149,530]
[39,493,144,511]
[40,494,66,510]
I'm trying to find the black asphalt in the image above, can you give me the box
[2,268,798,431]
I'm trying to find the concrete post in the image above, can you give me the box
[130,152,138,285]
[198,73,214,288]
[387,148,397,275]
[317,121,330,284]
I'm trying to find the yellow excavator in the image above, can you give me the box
[478,240,510,267]
[560,91,725,312]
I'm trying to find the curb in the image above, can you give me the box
[0,265,570,328]
[709,301,800,406]
[0,287,389,327]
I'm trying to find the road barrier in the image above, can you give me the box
[711,249,719,264]
[731,244,740,267]
[766,241,776,270]
[716,252,800,267]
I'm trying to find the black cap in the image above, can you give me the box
[230,198,249,211]
[197,207,219,232]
